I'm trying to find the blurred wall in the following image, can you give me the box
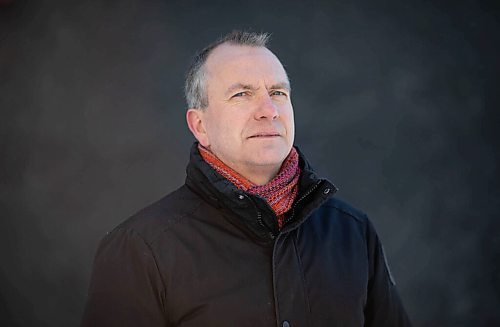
[1,0,499,326]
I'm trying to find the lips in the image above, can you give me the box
[248,132,281,138]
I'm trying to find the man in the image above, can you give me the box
[82,31,411,326]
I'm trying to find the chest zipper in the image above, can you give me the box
[256,211,277,240]
[255,180,325,240]
[283,180,323,227]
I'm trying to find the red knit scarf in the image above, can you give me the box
[198,144,301,229]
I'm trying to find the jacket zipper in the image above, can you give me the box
[256,180,325,239]
[256,211,277,240]
[270,181,322,326]
[284,180,323,226]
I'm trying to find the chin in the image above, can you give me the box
[250,147,290,166]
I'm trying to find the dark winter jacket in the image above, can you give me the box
[81,143,411,327]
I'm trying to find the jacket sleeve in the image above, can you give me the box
[81,227,167,327]
[364,218,412,326]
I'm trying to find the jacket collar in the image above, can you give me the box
[185,142,338,241]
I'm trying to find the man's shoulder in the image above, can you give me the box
[320,196,369,224]
[110,185,202,243]
[301,196,378,241]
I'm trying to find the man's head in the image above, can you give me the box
[185,31,295,185]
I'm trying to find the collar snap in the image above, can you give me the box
[238,194,245,200]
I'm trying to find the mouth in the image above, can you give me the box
[248,133,281,139]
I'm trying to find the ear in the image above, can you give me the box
[186,108,210,147]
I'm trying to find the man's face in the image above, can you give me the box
[194,44,295,181]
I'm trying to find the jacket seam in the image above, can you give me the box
[272,233,282,327]
[292,232,312,326]
[156,200,203,238]
[322,203,366,224]
[118,227,170,323]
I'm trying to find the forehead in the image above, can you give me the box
[204,44,289,87]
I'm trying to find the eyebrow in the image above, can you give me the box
[224,83,259,97]
[224,81,291,97]
[269,82,291,92]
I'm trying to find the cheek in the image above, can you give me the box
[207,120,236,148]
[206,110,249,146]
[202,118,219,147]
[282,106,295,126]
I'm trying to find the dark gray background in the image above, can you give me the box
[1,0,499,326]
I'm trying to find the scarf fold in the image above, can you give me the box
[198,144,301,229]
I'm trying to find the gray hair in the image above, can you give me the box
[184,30,271,109]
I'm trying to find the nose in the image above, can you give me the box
[254,94,279,120]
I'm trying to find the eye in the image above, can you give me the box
[232,91,248,98]
[271,90,287,97]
